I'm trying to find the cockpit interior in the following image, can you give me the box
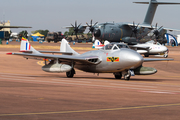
[102,43,129,50]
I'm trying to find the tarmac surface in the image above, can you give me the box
[0,41,180,120]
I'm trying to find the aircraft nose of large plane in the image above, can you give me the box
[121,49,143,68]
[162,46,168,52]
[94,29,101,37]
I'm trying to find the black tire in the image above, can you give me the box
[48,40,50,43]
[66,68,75,78]
[114,72,122,79]
[144,54,149,57]
[115,75,122,79]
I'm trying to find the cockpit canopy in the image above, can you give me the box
[146,40,161,45]
[102,43,129,50]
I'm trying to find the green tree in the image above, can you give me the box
[64,31,69,37]
[18,30,28,39]
[31,29,49,38]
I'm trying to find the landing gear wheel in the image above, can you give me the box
[164,52,168,58]
[144,53,149,57]
[113,72,122,79]
[124,71,131,80]
[124,75,131,80]
[66,68,75,78]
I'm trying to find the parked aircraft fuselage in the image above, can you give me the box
[75,48,143,73]
[93,23,150,43]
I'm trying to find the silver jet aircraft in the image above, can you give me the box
[7,38,173,80]
[130,40,168,57]
[94,40,168,57]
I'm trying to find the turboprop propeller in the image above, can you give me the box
[71,21,81,40]
[86,19,98,34]
[151,23,163,40]
[130,22,140,39]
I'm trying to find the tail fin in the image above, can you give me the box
[104,40,110,46]
[60,38,79,55]
[20,37,40,54]
[94,40,105,49]
[134,0,180,25]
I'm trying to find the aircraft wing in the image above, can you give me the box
[0,26,32,29]
[130,45,149,50]
[62,25,87,29]
[38,51,73,55]
[144,58,173,62]
[7,52,100,65]
[162,27,180,32]
[127,23,180,31]
[127,23,153,29]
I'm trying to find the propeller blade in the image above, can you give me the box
[86,22,90,27]
[71,24,74,28]
[93,22,98,27]
[75,21,77,28]
[77,23,82,28]
[158,26,163,31]
[87,19,98,33]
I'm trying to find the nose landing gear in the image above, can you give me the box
[113,70,132,80]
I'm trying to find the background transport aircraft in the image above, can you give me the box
[66,0,180,44]
[94,40,168,58]
[7,38,173,80]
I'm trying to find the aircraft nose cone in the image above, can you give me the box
[94,29,101,37]
[162,46,168,52]
[121,49,143,68]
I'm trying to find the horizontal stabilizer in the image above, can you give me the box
[144,58,173,62]
[39,51,73,55]
[133,2,180,5]
[130,46,149,50]
[133,2,149,4]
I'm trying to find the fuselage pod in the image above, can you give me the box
[42,63,72,73]
[134,66,157,75]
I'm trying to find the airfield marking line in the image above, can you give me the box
[140,90,177,94]
[1,72,180,87]
[0,73,32,76]
[51,79,91,84]
[58,78,180,87]
[0,75,35,79]
[1,77,180,94]
[161,61,180,63]
[0,103,180,116]
[110,83,157,88]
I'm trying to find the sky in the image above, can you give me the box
[1,0,180,35]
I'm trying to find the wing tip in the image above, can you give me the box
[6,52,12,55]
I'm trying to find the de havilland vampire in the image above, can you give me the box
[7,38,173,80]
[66,0,180,44]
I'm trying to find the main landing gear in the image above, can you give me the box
[66,68,75,78]
[113,70,131,80]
